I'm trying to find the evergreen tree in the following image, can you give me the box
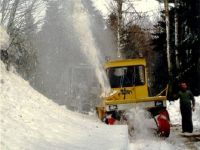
[151,19,168,95]
[176,0,200,95]
[154,0,200,95]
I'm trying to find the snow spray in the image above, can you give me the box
[72,0,111,96]
[126,107,156,139]
[32,0,116,109]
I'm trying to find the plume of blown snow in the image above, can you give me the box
[127,107,177,150]
[125,107,156,139]
[73,0,111,96]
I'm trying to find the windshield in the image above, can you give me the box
[107,65,145,88]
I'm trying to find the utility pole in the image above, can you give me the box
[164,0,172,76]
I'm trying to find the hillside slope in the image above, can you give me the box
[0,61,128,150]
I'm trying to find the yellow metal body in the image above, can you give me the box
[104,58,148,102]
[96,58,168,120]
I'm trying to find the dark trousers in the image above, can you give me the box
[180,105,193,133]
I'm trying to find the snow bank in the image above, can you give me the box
[167,96,200,128]
[0,60,128,150]
[129,139,175,150]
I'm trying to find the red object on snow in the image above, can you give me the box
[108,117,116,125]
[157,110,170,137]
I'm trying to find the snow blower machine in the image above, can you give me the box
[96,58,170,137]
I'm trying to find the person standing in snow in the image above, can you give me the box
[175,81,195,133]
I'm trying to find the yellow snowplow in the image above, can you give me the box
[96,58,170,137]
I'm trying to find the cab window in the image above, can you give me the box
[107,65,145,88]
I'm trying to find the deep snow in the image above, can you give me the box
[0,60,128,150]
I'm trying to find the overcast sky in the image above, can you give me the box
[90,0,161,18]
[133,0,161,13]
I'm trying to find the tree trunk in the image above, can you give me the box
[164,0,172,76]
[174,0,179,70]
[117,0,123,58]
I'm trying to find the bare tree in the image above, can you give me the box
[7,0,20,33]
[0,0,45,38]
[0,0,46,77]
[108,0,150,58]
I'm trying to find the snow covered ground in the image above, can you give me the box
[167,96,200,129]
[0,60,128,150]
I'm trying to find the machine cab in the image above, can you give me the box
[104,58,149,101]
[96,58,170,137]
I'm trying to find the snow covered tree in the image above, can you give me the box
[151,18,168,95]
[177,0,200,95]
[0,0,46,78]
